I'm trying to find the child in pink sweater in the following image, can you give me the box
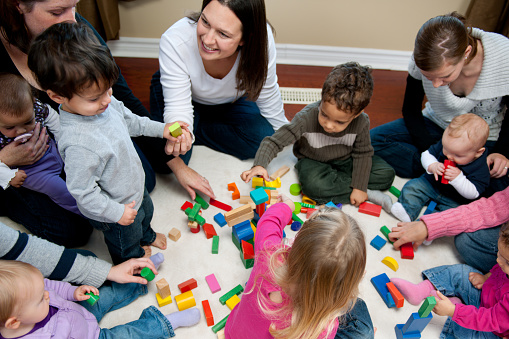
[391,222,509,338]
[225,195,373,338]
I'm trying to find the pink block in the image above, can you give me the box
[205,274,221,293]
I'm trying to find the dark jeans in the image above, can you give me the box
[150,70,274,162]
[335,298,374,338]
[295,155,395,204]
[370,117,509,196]
[454,225,500,274]
[88,188,156,265]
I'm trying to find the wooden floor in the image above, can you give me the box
[115,58,407,128]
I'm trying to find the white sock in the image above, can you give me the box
[391,202,411,222]
[367,189,393,214]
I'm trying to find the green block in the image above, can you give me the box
[380,225,393,244]
[294,202,301,214]
[212,236,219,254]
[195,214,206,226]
[219,284,244,305]
[169,122,182,137]
[301,202,315,209]
[292,213,304,224]
[85,292,99,306]
[290,183,301,196]
[212,314,229,333]
[389,186,401,198]
[418,296,437,318]
[240,250,254,269]
[188,203,201,221]
[194,193,209,209]
[141,267,155,281]
[255,186,276,190]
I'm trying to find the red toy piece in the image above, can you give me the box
[400,242,414,259]
[202,300,214,326]
[358,202,382,217]
[180,201,193,211]
[386,282,405,308]
[441,159,457,184]
[241,240,255,260]
[190,224,200,233]
[227,182,240,200]
[203,223,217,239]
[178,278,198,293]
[256,203,266,218]
[209,198,233,212]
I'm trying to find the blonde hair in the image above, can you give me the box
[252,207,366,338]
[445,113,489,150]
[0,260,41,326]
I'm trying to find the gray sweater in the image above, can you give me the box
[0,222,111,287]
[58,96,165,223]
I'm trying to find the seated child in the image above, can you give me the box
[390,222,509,338]
[241,62,395,208]
[27,22,186,264]
[391,113,490,222]
[225,195,374,338]
[0,74,81,216]
[0,260,200,338]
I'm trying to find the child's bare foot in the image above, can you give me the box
[151,232,167,250]
[142,245,152,258]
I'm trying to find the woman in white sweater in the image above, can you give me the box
[149,0,287,196]
[371,12,509,195]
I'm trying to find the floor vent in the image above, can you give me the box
[279,87,321,104]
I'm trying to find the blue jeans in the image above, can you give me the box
[79,282,175,338]
[422,264,498,339]
[149,70,274,161]
[335,298,374,338]
[89,188,156,265]
[454,226,500,274]
[399,176,460,221]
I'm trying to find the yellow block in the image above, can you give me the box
[225,294,241,310]
[175,291,196,311]
[301,195,317,205]
[264,177,281,188]
[252,177,264,188]
[156,292,173,307]
[382,256,399,272]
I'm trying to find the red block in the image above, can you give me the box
[441,159,457,184]
[202,300,214,326]
[178,278,198,293]
[227,182,240,200]
[241,240,254,260]
[203,223,217,239]
[190,224,200,233]
[256,203,266,217]
[306,208,317,218]
[400,242,414,259]
[386,282,404,308]
[358,202,382,217]
[180,201,193,211]
[209,198,233,212]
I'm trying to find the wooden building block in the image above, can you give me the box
[250,188,269,205]
[264,177,281,188]
[156,278,171,299]
[380,225,393,244]
[418,296,437,318]
[441,159,456,184]
[225,294,241,310]
[241,240,255,259]
[400,242,414,259]
[194,193,209,209]
[175,290,196,311]
[213,213,227,227]
[168,122,182,137]
[180,201,193,211]
[251,177,264,188]
[205,274,221,293]
[370,235,387,250]
[209,199,232,212]
[386,282,404,308]
[203,223,217,239]
[224,204,253,222]
[227,182,240,200]
[371,273,395,308]
[239,196,256,209]
[359,202,382,217]
[168,228,181,242]
[212,236,219,254]
[156,292,173,307]
[382,256,399,272]
[219,284,244,305]
[212,315,228,333]
[178,278,198,293]
[269,165,290,181]
[202,300,214,326]
[226,210,255,227]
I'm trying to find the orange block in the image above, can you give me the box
[386,282,404,308]
[202,300,214,326]
[227,182,240,200]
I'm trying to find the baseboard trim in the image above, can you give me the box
[107,37,411,71]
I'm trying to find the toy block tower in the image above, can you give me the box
[250,187,269,218]
[394,297,435,338]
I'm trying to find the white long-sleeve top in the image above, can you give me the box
[158,18,288,132]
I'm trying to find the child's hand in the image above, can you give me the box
[469,272,489,289]
[350,189,368,207]
[444,166,461,182]
[9,170,27,187]
[433,291,455,317]
[163,121,192,157]
[118,201,137,225]
[428,162,444,181]
[277,193,295,212]
[74,285,100,301]
[241,166,269,183]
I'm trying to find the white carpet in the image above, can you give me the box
[1,145,463,338]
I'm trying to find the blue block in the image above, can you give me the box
[233,221,254,243]
[402,312,432,334]
[252,211,260,225]
[214,213,227,227]
[423,201,437,215]
[283,230,286,238]
[370,273,395,308]
[291,221,302,231]
[370,235,387,250]
[395,324,421,339]
[336,203,343,209]
[250,188,269,205]
[325,201,337,208]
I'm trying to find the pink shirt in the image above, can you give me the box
[421,186,509,240]
[225,203,339,338]
[453,264,509,336]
